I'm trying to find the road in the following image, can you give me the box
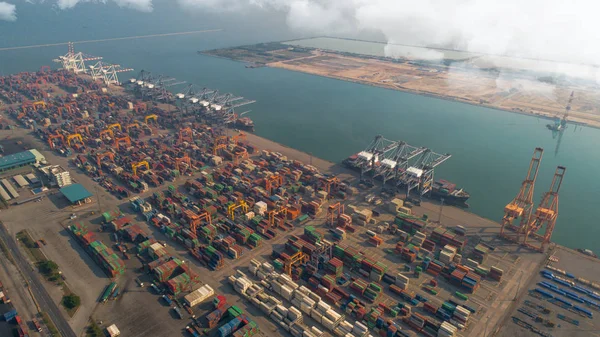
[0,223,76,337]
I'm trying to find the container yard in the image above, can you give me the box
[0,57,597,337]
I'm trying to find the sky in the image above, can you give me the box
[1,0,599,80]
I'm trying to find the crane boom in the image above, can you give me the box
[500,148,543,243]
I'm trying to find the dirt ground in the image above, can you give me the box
[207,45,600,129]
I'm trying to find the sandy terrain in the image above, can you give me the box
[208,44,600,128]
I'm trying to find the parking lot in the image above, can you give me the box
[496,246,600,337]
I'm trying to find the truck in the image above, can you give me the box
[162,294,173,306]
[186,326,200,337]
[173,306,183,319]
[101,282,118,303]
[32,318,42,332]
[150,283,162,294]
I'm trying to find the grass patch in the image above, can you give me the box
[61,287,80,317]
[0,235,14,264]
[17,231,81,316]
[16,230,46,263]
[41,312,60,337]
[86,319,104,337]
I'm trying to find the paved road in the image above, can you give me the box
[0,224,76,337]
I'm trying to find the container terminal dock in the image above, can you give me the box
[0,51,598,337]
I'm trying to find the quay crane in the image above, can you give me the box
[355,135,398,184]
[374,141,425,188]
[399,149,451,200]
[499,148,544,243]
[547,91,574,133]
[523,166,566,252]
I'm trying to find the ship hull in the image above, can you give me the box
[429,190,469,205]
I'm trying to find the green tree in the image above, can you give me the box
[38,260,59,275]
[62,294,80,310]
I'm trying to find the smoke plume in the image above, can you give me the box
[0,1,16,21]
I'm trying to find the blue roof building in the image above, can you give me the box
[60,184,93,205]
[0,149,46,172]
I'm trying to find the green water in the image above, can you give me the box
[1,1,599,252]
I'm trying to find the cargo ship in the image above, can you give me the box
[430,180,470,205]
[342,154,469,204]
[234,117,254,132]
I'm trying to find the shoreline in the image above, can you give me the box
[201,51,600,130]
[268,62,600,130]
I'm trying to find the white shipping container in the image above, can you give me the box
[333,328,345,337]
[317,301,331,313]
[339,321,353,332]
[303,331,316,337]
[308,292,321,302]
[303,298,316,308]
[455,306,470,316]
[352,322,368,334]
[270,311,284,321]
[281,286,294,301]
[311,327,323,337]
[311,309,323,323]
[288,307,302,321]
[291,327,303,337]
[300,303,312,315]
[396,273,409,283]
[322,316,336,331]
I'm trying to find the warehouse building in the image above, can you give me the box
[12,175,29,188]
[60,184,93,206]
[0,185,11,201]
[1,179,19,199]
[0,149,46,172]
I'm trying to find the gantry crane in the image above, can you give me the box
[176,154,192,172]
[212,135,228,155]
[265,174,283,196]
[178,127,194,144]
[48,133,65,149]
[500,148,544,243]
[66,133,83,147]
[99,129,114,139]
[523,166,566,252]
[327,202,344,227]
[96,151,115,167]
[114,136,131,150]
[283,251,309,276]
[547,91,574,133]
[231,132,247,144]
[318,176,339,198]
[131,161,149,176]
[74,125,90,135]
[190,212,211,234]
[268,205,288,227]
[107,123,122,133]
[144,114,158,124]
[126,123,140,133]
[228,199,248,220]
[232,147,248,165]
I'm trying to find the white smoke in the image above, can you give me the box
[176,0,600,82]
[17,0,600,83]
[0,1,16,21]
[55,0,152,12]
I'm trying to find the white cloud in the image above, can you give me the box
[55,0,152,12]
[178,0,600,68]
[0,1,16,21]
